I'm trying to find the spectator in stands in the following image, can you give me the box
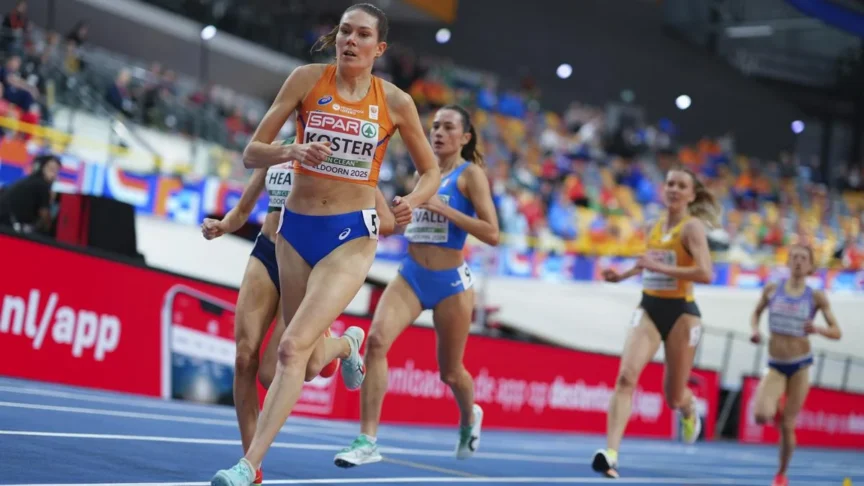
[0,83,11,139]
[66,20,88,48]
[1,1,28,55]
[62,38,82,74]
[138,67,176,126]
[106,69,135,118]
[390,47,425,91]
[0,54,38,112]
[0,153,59,234]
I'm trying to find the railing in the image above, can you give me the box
[693,325,864,437]
[0,23,256,161]
[44,63,163,167]
[0,25,166,172]
[696,326,864,392]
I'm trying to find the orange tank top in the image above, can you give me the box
[293,65,395,187]
[642,215,696,301]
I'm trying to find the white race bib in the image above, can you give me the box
[302,112,379,182]
[642,249,677,291]
[361,209,380,240]
[457,262,474,290]
[404,195,450,243]
[266,164,293,209]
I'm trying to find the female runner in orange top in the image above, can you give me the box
[210,4,440,485]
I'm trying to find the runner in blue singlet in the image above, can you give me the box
[749,244,842,486]
[334,104,501,468]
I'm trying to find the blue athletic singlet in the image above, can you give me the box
[768,280,817,338]
[397,162,477,311]
[403,162,475,250]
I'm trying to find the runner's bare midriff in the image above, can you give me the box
[285,173,376,216]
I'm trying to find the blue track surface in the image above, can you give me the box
[0,377,859,485]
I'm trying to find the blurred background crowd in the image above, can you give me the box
[0,0,862,271]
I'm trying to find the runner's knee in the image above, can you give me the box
[277,334,315,370]
[780,407,799,434]
[235,340,260,375]
[615,368,639,394]
[365,326,394,359]
[753,394,779,425]
[754,413,773,425]
[439,365,468,388]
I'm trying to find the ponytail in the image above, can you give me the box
[674,166,721,228]
[441,104,485,168]
[311,25,339,54]
[690,183,721,229]
[684,169,721,229]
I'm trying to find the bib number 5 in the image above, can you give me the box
[362,209,380,240]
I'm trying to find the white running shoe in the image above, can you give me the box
[455,404,484,459]
[210,458,255,486]
[340,326,366,391]
[334,435,383,468]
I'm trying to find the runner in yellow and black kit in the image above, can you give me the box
[592,166,721,479]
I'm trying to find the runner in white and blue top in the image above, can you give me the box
[335,104,501,468]
[748,244,842,486]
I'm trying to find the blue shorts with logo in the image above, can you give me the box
[278,207,380,268]
[250,233,280,293]
[398,254,475,311]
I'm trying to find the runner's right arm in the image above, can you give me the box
[749,283,776,343]
[202,169,267,240]
[242,64,331,169]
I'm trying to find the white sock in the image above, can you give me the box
[361,434,377,444]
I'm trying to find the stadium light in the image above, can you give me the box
[436,28,451,44]
[791,120,805,134]
[201,25,217,41]
[676,94,691,110]
[620,89,635,103]
[557,64,572,80]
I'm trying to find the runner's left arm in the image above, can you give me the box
[811,290,842,340]
[419,164,499,246]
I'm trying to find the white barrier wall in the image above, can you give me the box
[137,216,864,391]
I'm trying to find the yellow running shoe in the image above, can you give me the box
[680,411,703,444]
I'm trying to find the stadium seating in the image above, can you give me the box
[1,11,862,271]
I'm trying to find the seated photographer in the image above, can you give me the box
[0,153,60,234]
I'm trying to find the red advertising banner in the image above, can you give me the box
[0,234,238,399]
[1,234,164,396]
[278,315,721,440]
[1,233,721,440]
[738,375,864,449]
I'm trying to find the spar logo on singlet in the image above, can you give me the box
[303,112,378,181]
